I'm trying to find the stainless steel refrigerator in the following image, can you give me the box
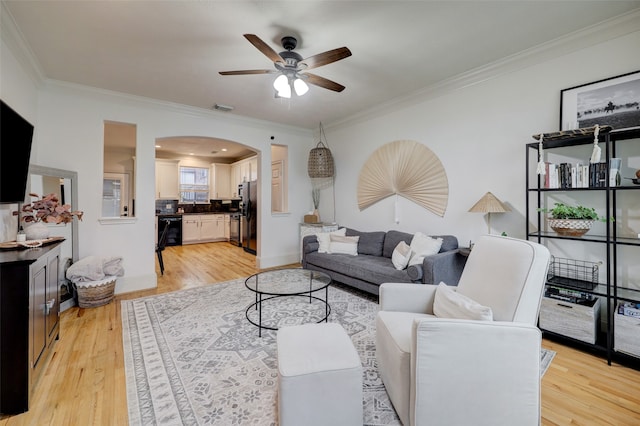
[241,180,257,254]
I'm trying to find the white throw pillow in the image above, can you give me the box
[408,232,443,266]
[433,282,493,321]
[328,235,359,256]
[391,241,412,270]
[316,227,346,253]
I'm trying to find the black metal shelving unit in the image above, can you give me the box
[526,127,640,370]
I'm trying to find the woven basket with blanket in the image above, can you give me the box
[66,256,124,308]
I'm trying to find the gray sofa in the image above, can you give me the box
[302,228,467,295]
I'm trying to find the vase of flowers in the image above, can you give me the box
[312,188,321,222]
[14,193,83,240]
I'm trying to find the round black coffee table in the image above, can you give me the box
[245,268,332,336]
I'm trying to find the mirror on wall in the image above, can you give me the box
[27,165,79,263]
[103,120,136,217]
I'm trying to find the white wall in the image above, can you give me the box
[326,30,640,250]
[29,82,313,292]
[0,27,40,242]
[3,7,638,291]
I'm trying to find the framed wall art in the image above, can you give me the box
[560,70,640,131]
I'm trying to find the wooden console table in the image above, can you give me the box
[0,242,61,414]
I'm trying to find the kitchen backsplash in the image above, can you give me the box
[156,199,240,214]
[155,199,179,214]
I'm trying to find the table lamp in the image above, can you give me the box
[468,192,510,234]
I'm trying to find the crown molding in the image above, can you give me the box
[328,8,640,131]
[43,79,311,138]
[0,2,45,87]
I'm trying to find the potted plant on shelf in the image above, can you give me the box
[13,193,83,240]
[538,202,610,237]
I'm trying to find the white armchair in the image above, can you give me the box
[376,235,550,426]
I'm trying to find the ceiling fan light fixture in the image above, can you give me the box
[276,84,291,99]
[294,78,309,96]
[273,74,289,92]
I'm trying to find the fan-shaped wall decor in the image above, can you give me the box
[357,140,449,217]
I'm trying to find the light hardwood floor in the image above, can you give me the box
[1,242,639,425]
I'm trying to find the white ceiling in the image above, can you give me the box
[5,1,640,132]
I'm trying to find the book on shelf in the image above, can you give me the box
[589,161,608,187]
[541,162,592,189]
[618,302,640,318]
[545,285,594,302]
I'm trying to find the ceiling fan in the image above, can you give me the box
[219,34,352,98]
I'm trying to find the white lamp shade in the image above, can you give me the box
[277,84,291,98]
[294,78,309,96]
[273,74,289,92]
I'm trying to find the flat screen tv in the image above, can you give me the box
[1,100,34,203]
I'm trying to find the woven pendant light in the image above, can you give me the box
[308,122,335,178]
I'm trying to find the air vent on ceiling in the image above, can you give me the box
[213,103,234,112]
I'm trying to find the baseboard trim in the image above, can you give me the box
[257,252,300,269]
[114,273,157,295]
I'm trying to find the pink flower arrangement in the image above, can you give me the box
[14,193,83,224]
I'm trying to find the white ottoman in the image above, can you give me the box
[277,323,363,426]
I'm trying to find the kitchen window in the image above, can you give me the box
[179,166,209,203]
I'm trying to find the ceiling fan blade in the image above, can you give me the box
[219,69,277,75]
[300,47,352,70]
[243,34,284,64]
[303,73,346,92]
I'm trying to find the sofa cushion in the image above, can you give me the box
[305,252,413,284]
[383,231,458,258]
[392,241,412,270]
[433,282,493,321]
[329,235,359,256]
[345,228,386,256]
[316,228,346,253]
[408,233,443,266]
[383,230,414,258]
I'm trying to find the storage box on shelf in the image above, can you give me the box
[526,126,640,369]
[615,304,640,357]
[540,291,601,344]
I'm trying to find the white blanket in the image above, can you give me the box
[66,255,124,283]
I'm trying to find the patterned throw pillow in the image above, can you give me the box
[391,241,412,270]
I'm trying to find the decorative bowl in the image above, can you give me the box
[548,218,594,237]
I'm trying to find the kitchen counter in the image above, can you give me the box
[157,211,237,216]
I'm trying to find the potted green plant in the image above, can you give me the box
[537,202,610,237]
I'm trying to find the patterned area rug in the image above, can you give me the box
[122,277,555,425]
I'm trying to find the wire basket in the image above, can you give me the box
[547,256,600,290]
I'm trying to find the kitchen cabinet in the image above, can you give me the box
[240,161,251,183]
[231,164,241,194]
[231,156,258,189]
[211,164,231,199]
[155,160,179,199]
[224,214,230,240]
[182,214,226,244]
[200,215,218,240]
[249,157,258,181]
[1,243,61,414]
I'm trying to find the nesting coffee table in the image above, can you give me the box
[245,268,332,336]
